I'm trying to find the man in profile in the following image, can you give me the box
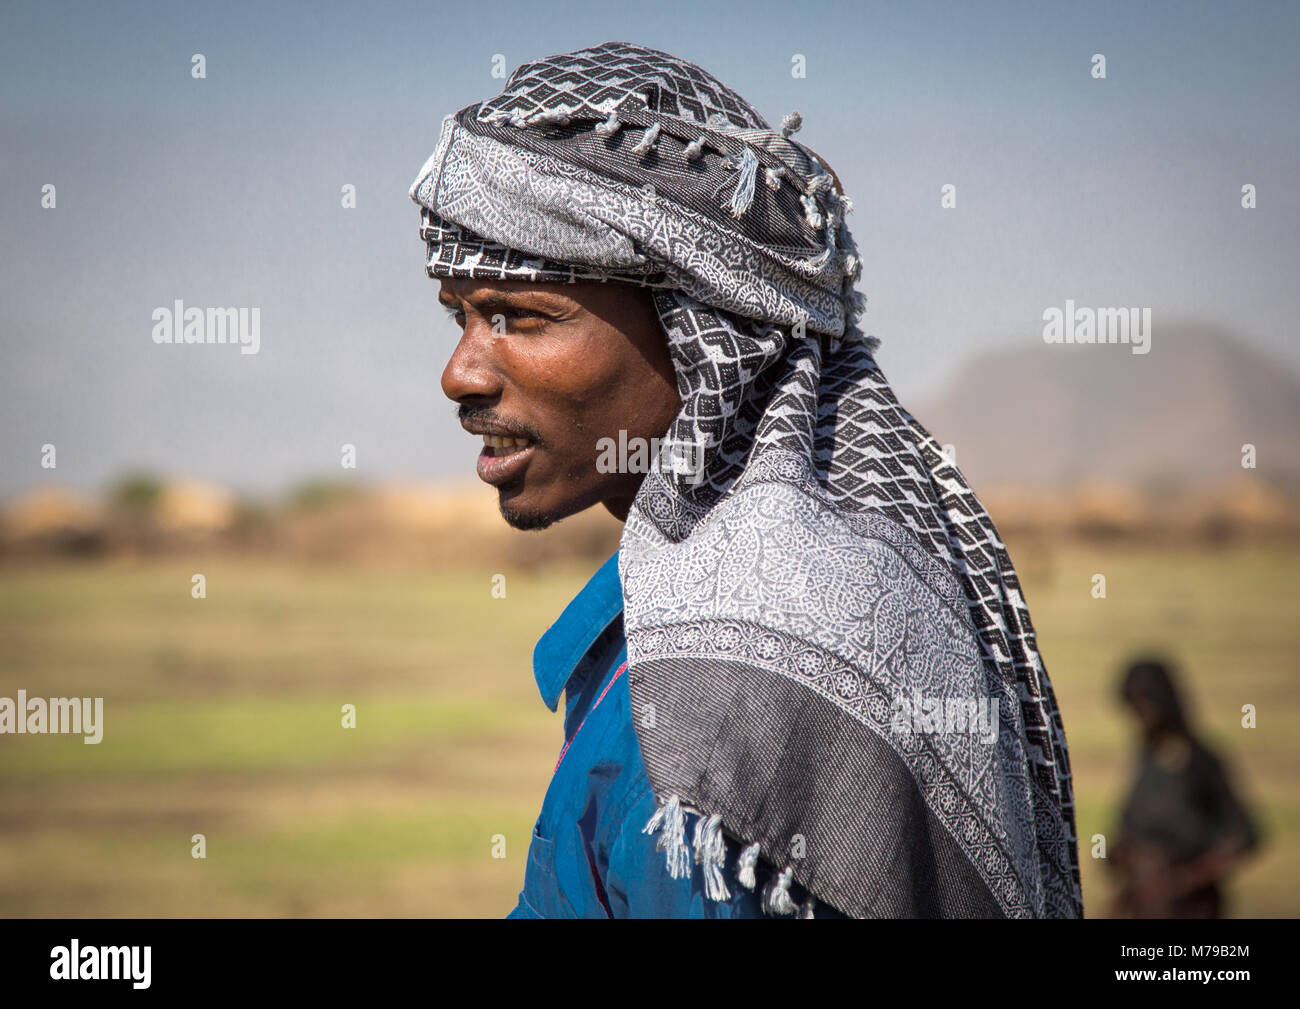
[410,41,1083,917]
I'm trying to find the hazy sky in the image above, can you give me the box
[2,0,1297,496]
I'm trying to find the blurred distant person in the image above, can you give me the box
[1111,657,1260,918]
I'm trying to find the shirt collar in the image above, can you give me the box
[532,549,623,713]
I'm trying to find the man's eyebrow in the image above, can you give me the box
[439,290,562,313]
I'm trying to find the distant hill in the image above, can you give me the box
[911,320,1300,489]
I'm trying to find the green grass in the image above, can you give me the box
[0,545,1296,917]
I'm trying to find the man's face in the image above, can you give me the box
[438,277,682,529]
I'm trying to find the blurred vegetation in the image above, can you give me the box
[107,472,164,512]
[287,479,363,512]
[0,541,1294,917]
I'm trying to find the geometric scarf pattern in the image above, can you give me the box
[410,41,1083,917]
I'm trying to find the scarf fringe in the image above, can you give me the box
[762,864,798,915]
[630,122,662,157]
[724,146,761,218]
[800,193,823,230]
[463,79,870,366]
[485,97,853,312]
[642,792,691,878]
[643,793,816,917]
[594,111,623,137]
[692,812,732,900]
[737,841,760,890]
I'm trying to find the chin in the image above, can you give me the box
[497,488,565,531]
[498,502,557,531]
[495,480,612,531]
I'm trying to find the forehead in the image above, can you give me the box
[437,277,574,301]
[436,278,656,320]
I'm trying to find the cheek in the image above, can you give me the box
[498,317,679,455]
[616,355,681,441]
[496,338,626,455]
[568,357,670,443]
[515,335,626,406]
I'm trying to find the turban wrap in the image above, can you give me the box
[410,41,1083,917]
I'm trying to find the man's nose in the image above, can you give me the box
[440,323,502,403]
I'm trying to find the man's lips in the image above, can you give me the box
[461,422,539,486]
[476,438,536,486]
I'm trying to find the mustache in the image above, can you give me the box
[457,404,544,444]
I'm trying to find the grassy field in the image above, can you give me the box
[0,541,1296,917]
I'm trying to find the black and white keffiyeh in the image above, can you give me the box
[410,41,1083,918]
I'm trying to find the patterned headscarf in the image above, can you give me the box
[410,41,1083,918]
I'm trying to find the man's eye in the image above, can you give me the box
[486,309,547,331]
[438,303,546,330]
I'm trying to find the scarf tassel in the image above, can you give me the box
[642,793,691,879]
[644,803,816,917]
[762,863,798,915]
[724,146,760,218]
[594,111,623,138]
[527,107,572,127]
[737,841,760,890]
[630,122,662,156]
[800,193,823,229]
[692,812,732,901]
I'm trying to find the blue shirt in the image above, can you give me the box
[508,549,839,918]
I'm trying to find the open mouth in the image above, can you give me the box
[481,434,534,457]
[476,433,538,487]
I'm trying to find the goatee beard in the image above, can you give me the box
[499,498,558,531]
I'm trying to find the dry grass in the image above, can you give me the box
[0,541,1295,917]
